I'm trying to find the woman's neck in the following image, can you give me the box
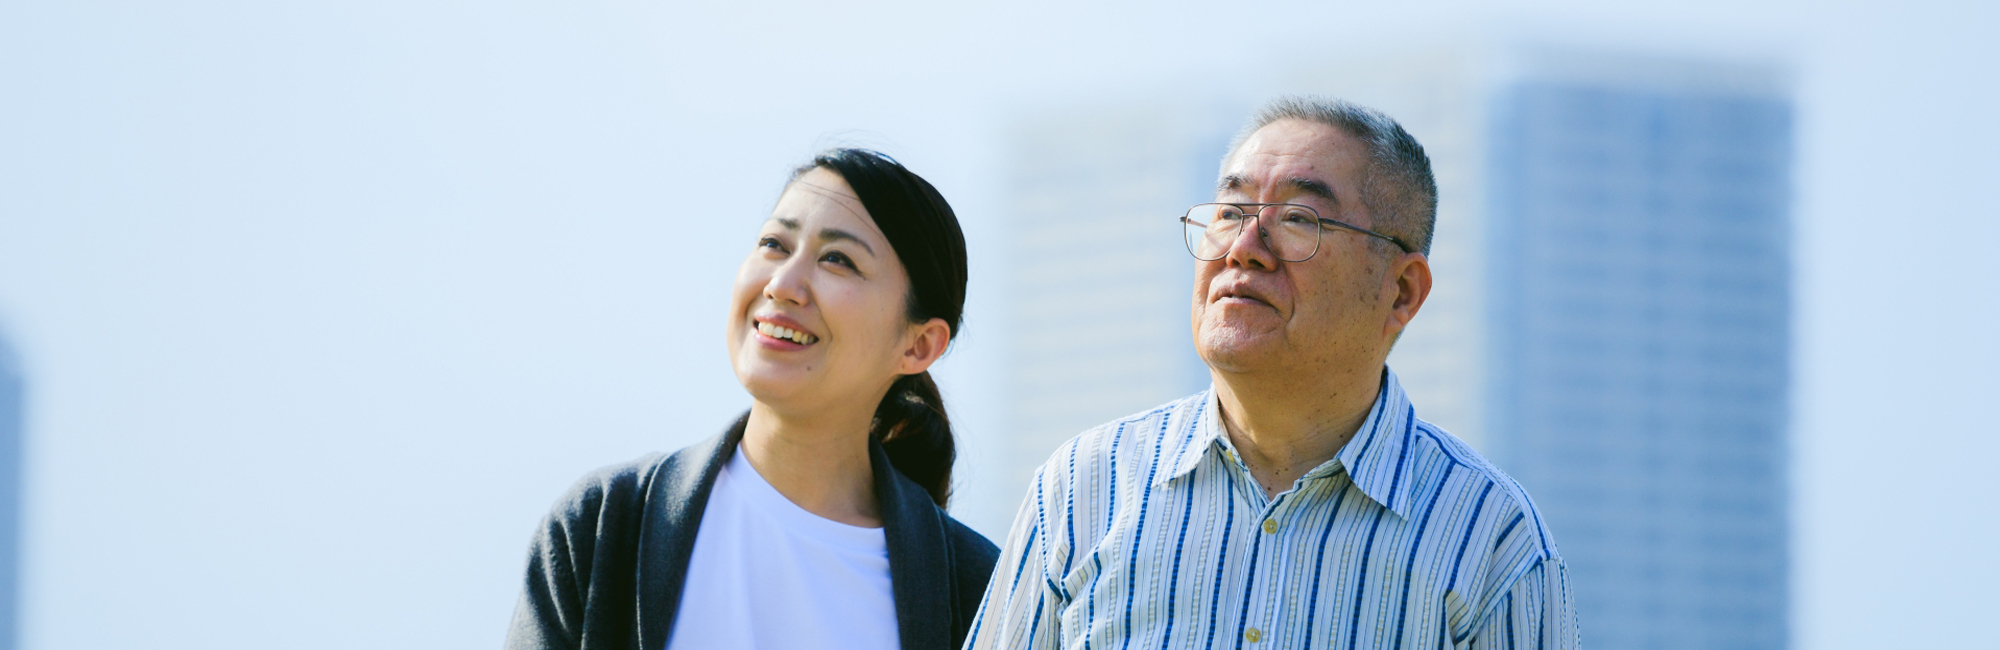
[739,401,883,528]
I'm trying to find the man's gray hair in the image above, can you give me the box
[1227,96,1438,256]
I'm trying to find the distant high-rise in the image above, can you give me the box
[1490,67,1791,650]
[0,333,18,650]
[998,47,1792,649]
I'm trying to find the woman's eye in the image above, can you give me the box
[821,251,856,269]
[757,236,787,253]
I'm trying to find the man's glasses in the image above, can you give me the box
[1179,203,1411,262]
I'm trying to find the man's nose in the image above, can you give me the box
[1222,215,1279,270]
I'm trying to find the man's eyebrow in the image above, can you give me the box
[1284,176,1339,205]
[815,227,877,257]
[1216,174,1341,207]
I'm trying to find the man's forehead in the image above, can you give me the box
[1223,120,1360,185]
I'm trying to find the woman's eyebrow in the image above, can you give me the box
[770,216,878,256]
[814,228,877,257]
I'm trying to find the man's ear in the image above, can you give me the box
[1385,252,1432,338]
[897,317,952,375]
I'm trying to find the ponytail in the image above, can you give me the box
[872,371,955,507]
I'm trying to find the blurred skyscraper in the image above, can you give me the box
[1497,58,1791,650]
[1000,47,1792,649]
[0,333,18,650]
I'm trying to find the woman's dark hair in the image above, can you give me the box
[797,148,967,507]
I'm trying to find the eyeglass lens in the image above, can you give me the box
[1181,203,1321,262]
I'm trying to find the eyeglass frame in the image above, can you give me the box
[1178,202,1413,262]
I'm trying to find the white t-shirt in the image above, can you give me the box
[665,447,902,650]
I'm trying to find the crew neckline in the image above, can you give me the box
[723,447,886,552]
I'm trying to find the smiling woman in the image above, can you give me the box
[504,149,997,650]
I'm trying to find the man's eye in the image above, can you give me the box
[1282,208,1317,225]
[1216,208,1248,221]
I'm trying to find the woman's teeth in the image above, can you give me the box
[756,321,817,345]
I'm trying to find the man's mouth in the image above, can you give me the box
[755,320,818,345]
[1215,287,1274,309]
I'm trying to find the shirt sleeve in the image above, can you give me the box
[1467,556,1578,650]
[963,468,1063,650]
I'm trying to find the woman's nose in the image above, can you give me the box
[763,255,812,305]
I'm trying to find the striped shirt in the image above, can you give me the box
[966,369,1577,650]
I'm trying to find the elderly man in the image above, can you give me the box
[967,97,1576,649]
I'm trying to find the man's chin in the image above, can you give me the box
[1195,329,1282,374]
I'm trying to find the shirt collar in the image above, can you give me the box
[1157,368,1422,520]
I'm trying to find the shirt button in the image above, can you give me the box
[1262,519,1278,534]
[1245,628,1263,643]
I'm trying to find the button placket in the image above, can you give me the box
[1240,497,1289,646]
[1246,478,1333,647]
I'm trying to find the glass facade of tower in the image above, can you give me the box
[0,336,17,650]
[1487,82,1792,649]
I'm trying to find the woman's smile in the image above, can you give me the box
[753,315,820,347]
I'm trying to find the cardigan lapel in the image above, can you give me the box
[634,414,746,650]
[630,418,953,650]
[872,441,953,650]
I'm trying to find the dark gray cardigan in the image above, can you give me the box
[504,415,1000,650]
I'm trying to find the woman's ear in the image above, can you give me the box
[897,317,952,375]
